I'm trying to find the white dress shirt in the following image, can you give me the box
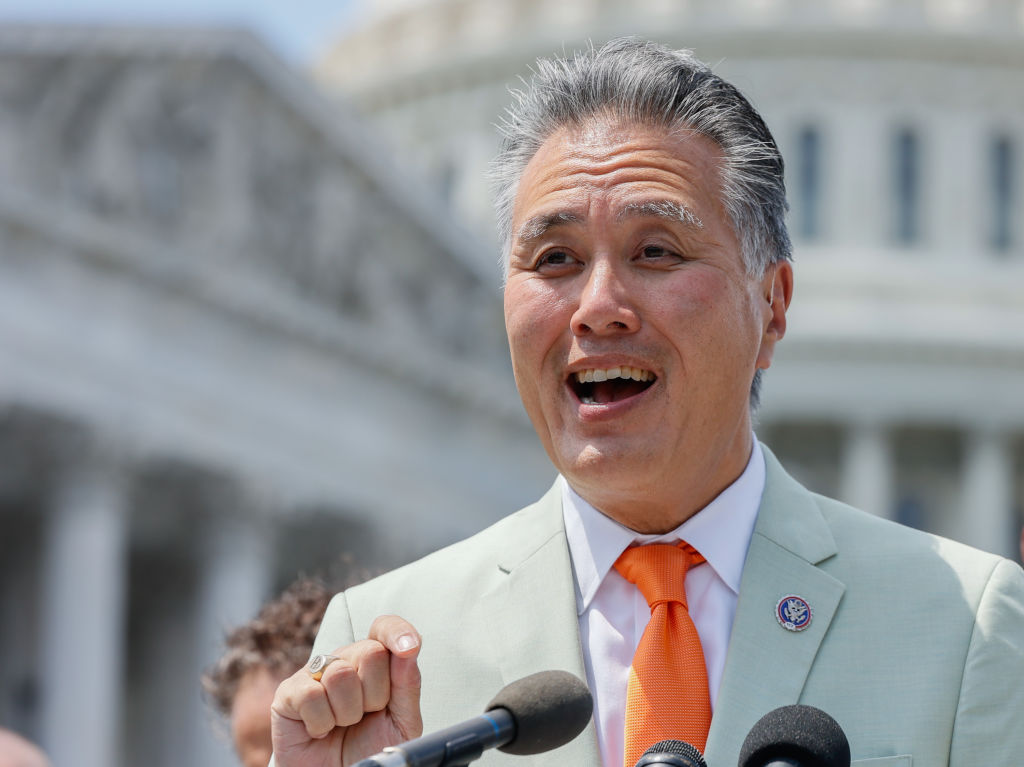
[561,440,765,767]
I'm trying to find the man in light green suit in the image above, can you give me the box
[270,39,1024,767]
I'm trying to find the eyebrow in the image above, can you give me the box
[515,211,582,244]
[516,200,704,245]
[618,200,704,228]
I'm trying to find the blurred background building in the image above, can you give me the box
[318,0,1024,556]
[0,24,550,767]
[0,1,1023,766]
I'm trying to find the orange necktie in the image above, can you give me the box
[614,542,712,766]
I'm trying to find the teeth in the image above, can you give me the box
[574,367,653,384]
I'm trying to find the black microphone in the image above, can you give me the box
[634,740,707,766]
[738,705,851,767]
[351,670,593,767]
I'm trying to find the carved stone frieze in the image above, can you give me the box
[0,28,503,366]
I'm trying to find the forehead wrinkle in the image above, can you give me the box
[618,200,704,229]
[516,210,583,244]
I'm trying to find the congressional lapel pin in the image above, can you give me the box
[776,595,812,632]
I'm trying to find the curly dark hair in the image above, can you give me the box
[202,576,334,717]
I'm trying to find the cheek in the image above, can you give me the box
[654,271,730,334]
[505,284,572,358]
[658,273,761,362]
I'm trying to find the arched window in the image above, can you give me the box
[892,127,921,246]
[795,126,822,241]
[990,135,1015,253]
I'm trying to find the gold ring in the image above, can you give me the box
[307,654,339,681]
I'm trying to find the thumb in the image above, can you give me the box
[367,615,424,740]
[387,647,422,739]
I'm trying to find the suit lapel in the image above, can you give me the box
[481,481,603,767]
[476,451,847,767]
[705,447,846,766]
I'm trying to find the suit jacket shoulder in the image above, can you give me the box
[316,481,564,651]
[706,447,1024,767]
[813,491,1024,767]
[309,481,600,766]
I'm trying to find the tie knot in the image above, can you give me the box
[614,542,705,608]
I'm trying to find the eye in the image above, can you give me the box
[637,244,682,262]
[535,249,580,273]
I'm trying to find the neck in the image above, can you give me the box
[572,435,755,534]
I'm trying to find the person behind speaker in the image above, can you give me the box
[0,729,51,767]
[204,577,332,767]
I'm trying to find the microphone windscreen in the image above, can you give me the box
[486,670,593,756]
[635,739,707,767]
[739,705,851,767]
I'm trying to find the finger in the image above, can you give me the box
[387,649,423,739]
[356,640,391,712]
[320,640,389,719]
[366,616,422,738]
[272,667,338,740]
[368,614,422,658]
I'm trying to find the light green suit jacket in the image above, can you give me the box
[307,448,1024,767]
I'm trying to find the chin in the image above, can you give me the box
[560,443,649,489]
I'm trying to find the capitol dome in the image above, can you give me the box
[317,0,1024,558]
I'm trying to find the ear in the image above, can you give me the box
[755,261,793,371]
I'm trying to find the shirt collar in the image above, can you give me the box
[562,440,766,615]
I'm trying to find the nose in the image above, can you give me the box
[570,260,640,336]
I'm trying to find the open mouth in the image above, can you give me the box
[569,366,656,405]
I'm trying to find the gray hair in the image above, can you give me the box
[492,37,792,407]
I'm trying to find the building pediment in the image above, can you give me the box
[0,25,505,367]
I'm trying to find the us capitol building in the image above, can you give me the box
[0,2,1022,767]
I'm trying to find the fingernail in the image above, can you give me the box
[396,633,418,653]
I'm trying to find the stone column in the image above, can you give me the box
[839,421,895,519]
[959,429,1015,558]
[190,483,274,767]
[39,459,128,767]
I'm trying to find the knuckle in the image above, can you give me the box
[291,680,326,710]
[320,659,358,690]
[334,701,365,727]
[284,665,312,687]
[370,613,411,637]
[308,721,334,739]
[362,680,391,713]
[296,697,332,737]
[361,641,391,668]
[344,639,388,669]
